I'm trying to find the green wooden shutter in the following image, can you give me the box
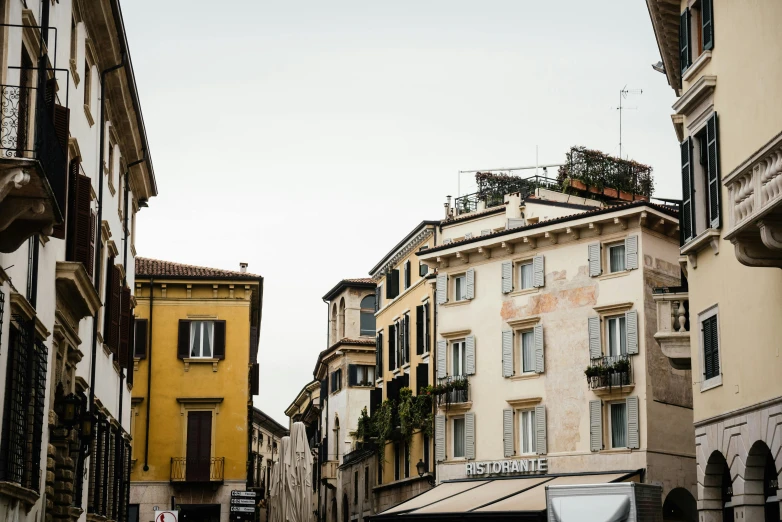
[706,113,721,229]
[177,320,191,359]
[416,305,424,355]
[703,315,720,380]
[213,320,226,359]
[680,9,691,74]
[702,0,713,50]
[501,330,513,378]
[681,138,696,242]
[388,324,396,371]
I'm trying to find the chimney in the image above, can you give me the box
[444,196,452,219]
[240,262,248,273]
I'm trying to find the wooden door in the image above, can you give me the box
[186,411,212,481]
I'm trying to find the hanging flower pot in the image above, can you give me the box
[603,187,618,198]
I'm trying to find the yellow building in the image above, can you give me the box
[368,221,438,512]
[645,1,782,520]
[129,258,263,522]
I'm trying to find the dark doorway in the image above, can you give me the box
[763,446,780,522]
[179,504,220,522]
[663,488,697,521]
[186,411,212,481]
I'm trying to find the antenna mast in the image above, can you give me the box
[618,85,642,159]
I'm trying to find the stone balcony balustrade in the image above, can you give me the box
[653,288,691,370]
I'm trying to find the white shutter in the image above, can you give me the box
[534,324,544,374]
[532,255,545,288]
[507,218,525,230]
[435,415,446,462]
[535,405,546,455]
[465,335,475,376]
[588,242,602,277]
[627,396,640,449]
[589,400,602,452]
[625,310,638,355]
[588,317,601,359]
[501,330,513,377]
[501,261,513,294]
[625,235,638,270]
[436,274,448,305]
[465,268,475,300]
[436,340,447,379]
[465,412,475,460]
[502,409,514,457]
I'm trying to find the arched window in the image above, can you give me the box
[333,415,340,459]
[331,304,337,345]
[338,298,346,339]
[360,295,376,336]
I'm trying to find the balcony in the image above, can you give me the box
[653,287,691,370]
[724,132,782,267]
[586,355,633,396]
[170,457,224,484]
[321,460,338,483]
[0,79,69,252]
[435,375,471,412]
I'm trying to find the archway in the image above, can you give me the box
[702,450,733,522]
[330,497,337,522]
[342,494,349,522]
[746,440,780,522]
[663,487,697,521]
[338,298,346,339]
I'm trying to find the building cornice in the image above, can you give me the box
[370,222,438,277]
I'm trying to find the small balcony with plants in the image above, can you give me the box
[653,286,691,370]
[585,355,633,397]
[557,146,654,202]
[426,375,470,412]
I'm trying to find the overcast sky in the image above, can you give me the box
[123,0,676,426]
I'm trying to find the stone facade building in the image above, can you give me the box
[645,0,782,520]
[249,408,288,504]
[0,1,156,521]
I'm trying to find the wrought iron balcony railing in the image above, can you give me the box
[436,375,470,407]
[586,355,632,391]
[341,443,376,468]
[170,457,224,483]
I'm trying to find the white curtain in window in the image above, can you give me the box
[520,410,536,454]
[452,342,463,376]
[522,332,535,373]
[521,263,533,289]
[610,245,626,272]
[453,418,465,458]
[611,403,627,448]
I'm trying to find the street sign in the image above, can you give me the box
[154,511,178,522]
[231,498,255,505]
[230,506,255,513]
[231,490,257,498]
[230,491,257,521]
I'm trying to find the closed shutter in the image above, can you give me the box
[404,314,410,363]
[376,332,383,375]
[348,364,357,386]
[702,0,713,50]
[375,287,381,312]
[51,103,70,221]
[465,268,475,300]
[388,324,396,370]
[405,260,411,288]
[501,330,513,377]
[534,324,544,374]
[416,305,424,355]
[118,286,132,368]
[589,400,602,452]
[503,409,514,457]
[321,376,329,398]
[588,243,601,277]
[435,415,446,462]
[626,396,639,449]
[249,326,259,362]
[424,302,430,353]
[465,412,475,460]
[436,340,446,379]
[436,274,447,304]
[703,315,719,380]
[501,261,513,294]
[68,172,93,274]
[706,113,721,228]
[532,255,544,288]
[679,8,691,74]
[134,319,148,358]
[250,363,260,396]
[416,363,429,392]
[88,211,96,279]
[386,269,400,299]
[625,235,638,270]
[213,320,226,359]
[535,405,546,455]
[681,138,695,242]
[465,335,475,376]
[53,158,78,239]
[588,317,601,359]
[625,310,639,355]
[105,262,121,353]
[177,320,191,359]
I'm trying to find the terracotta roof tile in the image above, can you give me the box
[135,257,262,280]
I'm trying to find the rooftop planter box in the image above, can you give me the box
[558,146,654,199]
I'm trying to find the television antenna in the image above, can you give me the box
[617,85,642,159]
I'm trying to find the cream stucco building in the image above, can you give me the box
[645,1,782,520]
[417,193,697,518]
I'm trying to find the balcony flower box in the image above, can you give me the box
[602,187,618,198]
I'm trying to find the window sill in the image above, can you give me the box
[84,104,94,126]
[0,480,39,507]
[681,228,720,268]
[599,448,632,455]
[442,299,471,308]
[509,287,540,298]
[183,358,219,372]
[700,374,722,392]
[598,271,631,281]
[509,372,540,382]
[682,50,712,83]
[69,58,80,87]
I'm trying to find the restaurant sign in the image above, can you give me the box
[465,458,548,476]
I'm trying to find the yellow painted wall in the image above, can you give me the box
[130,278,257,483]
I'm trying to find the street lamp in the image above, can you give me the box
[416,460,435,486]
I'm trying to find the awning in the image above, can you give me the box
[370,471,641,521]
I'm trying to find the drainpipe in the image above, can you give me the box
[143,277,154,471]
[88,55,126,413]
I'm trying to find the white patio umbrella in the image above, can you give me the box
[287,422,314,522]
[269,435,290,522]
